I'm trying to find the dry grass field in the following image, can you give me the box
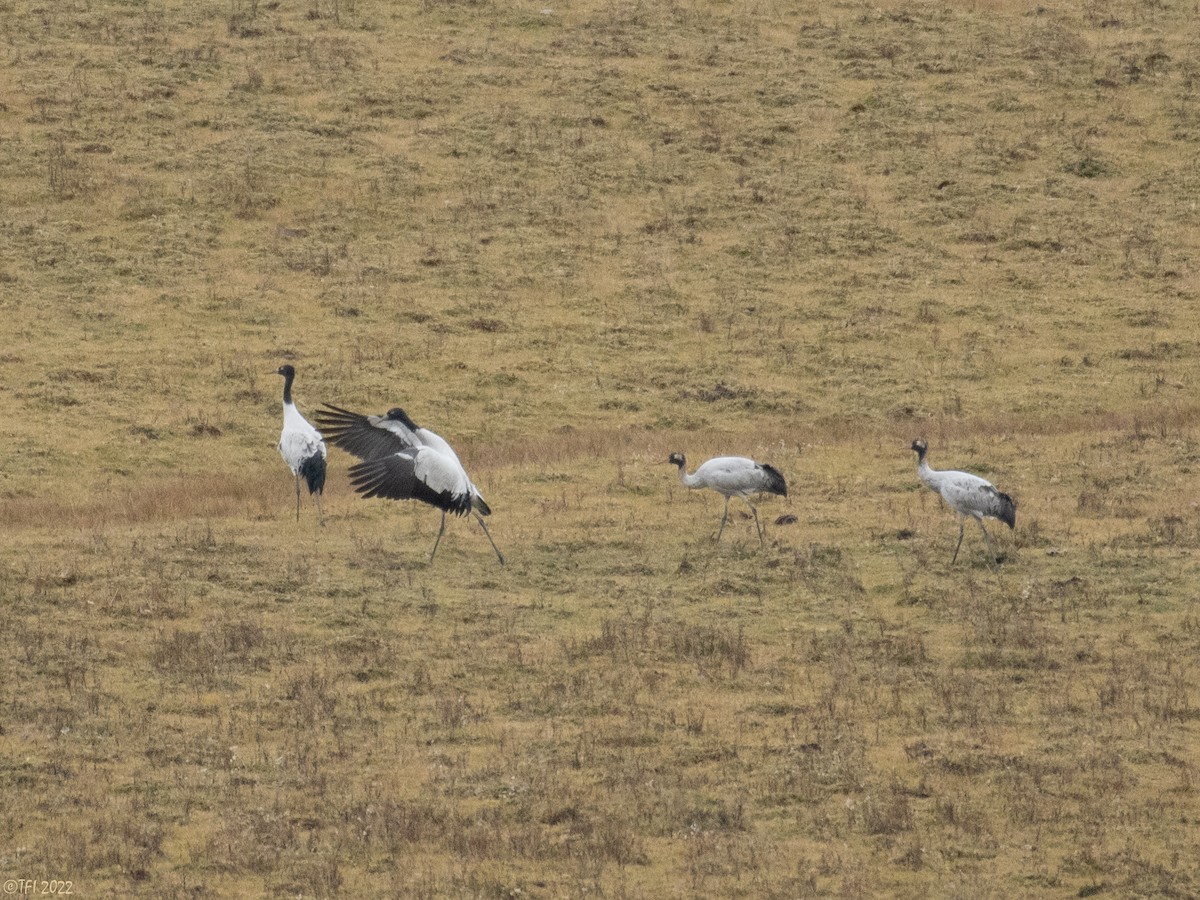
[3,0,1200,895]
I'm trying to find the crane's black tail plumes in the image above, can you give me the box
[996,491,1017,529]
[299,454,326,495]
[761,463,788,497]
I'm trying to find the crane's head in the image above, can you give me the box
[911,439,928,459]
[276,364,295,379]
[384,408,419,430]
[667,452,686,468]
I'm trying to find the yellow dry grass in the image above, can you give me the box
[3,0,1200,896]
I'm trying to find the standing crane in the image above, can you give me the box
[668,452,788,546]
[313,404,504,565]
[275,364,327,524]
[911,439,1016,567]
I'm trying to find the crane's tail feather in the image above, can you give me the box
[472,494,492,516]
[299,453,326,495]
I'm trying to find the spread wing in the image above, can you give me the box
[347,448,473,516]
[313,404,417,460]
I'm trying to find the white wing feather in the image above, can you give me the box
[412,446,472,498]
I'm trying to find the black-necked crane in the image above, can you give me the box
[313,404,504,565]
[911,438,1016,567]
[668,452,788,546]
[275,364,327,524]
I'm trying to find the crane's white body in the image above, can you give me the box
[669,453,787,545]
[407,444,473,501]
[315,404,502,564]
[385,418,488,513]
[279,403,326,476]
[681,457,776,498]
[912,439,1015,567]
[276,366,327,523]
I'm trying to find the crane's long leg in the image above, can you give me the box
[976,518,1000,568]
[748,500,764,546]
[951,518,966,564]
[294,475,302,522]
[473,512,505,566]
[716,496,731,542]
[429,510,448,562]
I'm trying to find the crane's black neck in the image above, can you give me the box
[281,369,295,405]
[386,408,420,431]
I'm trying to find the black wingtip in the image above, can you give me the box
[313,402,359,422]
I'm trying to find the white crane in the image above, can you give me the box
[314,404,504,565]
[911,439,1016,567]
[275,364,327,524]
[668,452,788,546]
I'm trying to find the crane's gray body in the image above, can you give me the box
[912,439,1015,566]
